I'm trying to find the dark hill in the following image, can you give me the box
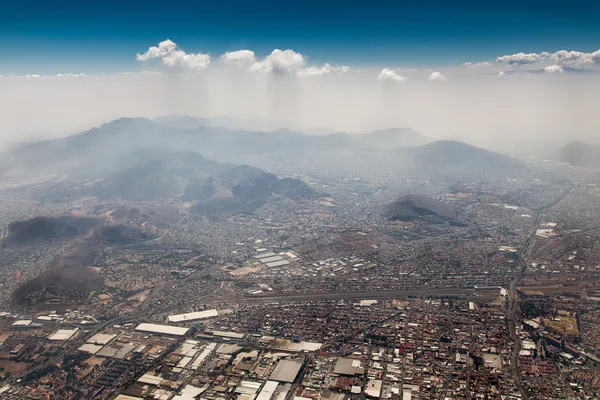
[554,142,600,168]
[12,241,103,308]
[93,225,157,245]
[3,216,100,245]
[387,194,457,222]
[187,165,320,216]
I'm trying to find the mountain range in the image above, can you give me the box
[0,116,531,214]
[0,116,527,182]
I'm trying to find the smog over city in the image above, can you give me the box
[1,1,600,399]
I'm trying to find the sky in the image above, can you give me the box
[1,0,600,144]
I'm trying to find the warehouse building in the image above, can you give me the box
[135,323,190,337]
[269,358,304,383]
[168,309,219,323]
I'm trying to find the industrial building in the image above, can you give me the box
[253,252,292,268]
[48,328,79,341]
[333,358,365,376]
[135,323,190,336]
[168,309,219,323]
[269,358,304,383]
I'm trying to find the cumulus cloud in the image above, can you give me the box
[377,68,407,82]
[298,63,351,76]
[428,71,447,81]
[544,65,564,73]
[462,61,492,69]
[136,39,210,70]
[250,49,306,75]
[498,71,505,77]
[219,50,256,67]
[496,52,544,65]
[497,48,600,66]
[55,73,87,78]
[246,49,348,76]
[549,49,600,65]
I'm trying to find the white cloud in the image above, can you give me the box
[462,61,492,69]
[497,48,600,66]
[136,39,210,71]
[250,49,306,75]
[55,73,87,78]
[377,68,407,82]
[219,50,256,67]
[498,71,505,77]
[544,65,564,73]
[298,63,350,76]
[428,71,447,81]
[496,52,545,65]
[119,71,162,77]
[549,49,600,65]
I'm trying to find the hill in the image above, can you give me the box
[351,128,432,149]
[12,240,104,308]
[386,194,457,223]
[397,141,522,167]
[554,142,600,168]
[92,148,231,201]
[376,140,528,179]
[3,216,100,246]
[187,165,320,215]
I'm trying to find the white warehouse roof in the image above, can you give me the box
[48,328,79,341]
[135,323,190,336]
[168,309,219,323]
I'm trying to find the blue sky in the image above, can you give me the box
[2,0,600,74]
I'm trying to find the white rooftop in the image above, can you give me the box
[48,328,79,341]
[168,309,219,323]
[135,323,189,336]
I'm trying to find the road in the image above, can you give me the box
[205,287,502,304]
[507,182,575,399]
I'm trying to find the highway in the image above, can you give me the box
[203,287,502,304]
[507,181,575,399]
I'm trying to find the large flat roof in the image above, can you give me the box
[254,252,277,259]
[135,323,190,336]
[87,333,117,345]
[78,343,103,354]
[168,309,219,323]
[270,359,304,383]
[256,381,279,400]
[260,255,284,263]
[48,328,79,341]
[333,358,365,376]
[265,260,291,268]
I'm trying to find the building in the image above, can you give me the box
[333,358,365,376]
[270,359,304,383]
[135,323,190,337]
[168,309,219,323]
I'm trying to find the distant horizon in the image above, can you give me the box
[4,113,598,157]
[2,1,600,145]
